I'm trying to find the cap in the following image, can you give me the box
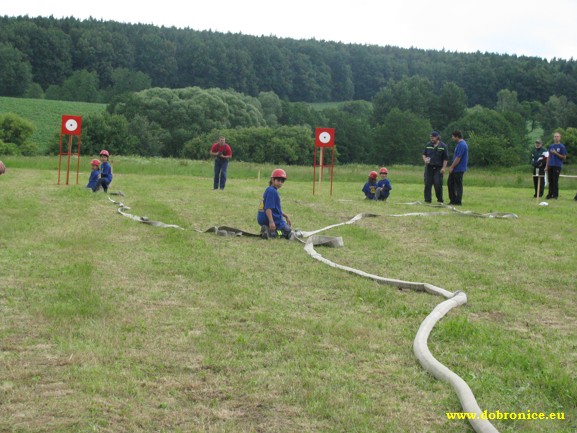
[535,139,542,144]
[431,131,440,137]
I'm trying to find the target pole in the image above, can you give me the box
[66,135,72,185]
[319,147,324,192]
[58,134,63,185]
[76,136,81,185]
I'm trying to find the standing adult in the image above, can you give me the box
[545,132,567,199]
[447,130,468,206]
[530,139,547,198]
[422,131,449,203]
[210,136,232,190]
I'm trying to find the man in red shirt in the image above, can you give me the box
[210,136,232,190]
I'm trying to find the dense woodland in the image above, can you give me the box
[1,15,576,166]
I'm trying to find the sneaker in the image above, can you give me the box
[260,225,270,240]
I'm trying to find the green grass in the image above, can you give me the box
[1,158,576,432]
[0,96,106,153]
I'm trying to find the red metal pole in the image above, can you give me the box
[66,135,72,185]
[313,146,317,195]
[58,134,63,185]
[76,136,81,185]
[330,146,335,197]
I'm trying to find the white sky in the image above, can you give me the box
[3,0,576,60]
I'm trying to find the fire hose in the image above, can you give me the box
[108,195,516,432]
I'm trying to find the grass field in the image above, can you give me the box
[1,158,576,433]
[0,97,106,153]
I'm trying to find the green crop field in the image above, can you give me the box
[1,158,576,433]
[0,97,106,153]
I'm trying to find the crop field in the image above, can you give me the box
[0,97,106,153]
[1,158,576,433]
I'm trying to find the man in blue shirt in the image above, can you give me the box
[448,130,468,206]
[545,132,567,199]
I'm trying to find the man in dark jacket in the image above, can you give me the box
[530,139,547,198]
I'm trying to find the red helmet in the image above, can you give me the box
[369,171,378,179]
[90,159,101,166]
[271,168,287,179]
[379,167,388,174]
[99,150,110,157]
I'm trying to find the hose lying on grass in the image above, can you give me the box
[108,195,506,433]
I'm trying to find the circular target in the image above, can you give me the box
[65,119,78,132]
[319,131,332,144]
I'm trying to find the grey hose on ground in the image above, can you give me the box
[304,236,499,433]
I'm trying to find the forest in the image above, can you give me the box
[1,15,576,166]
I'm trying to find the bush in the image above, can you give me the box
[182,126,314,164]
[0,140,21,155]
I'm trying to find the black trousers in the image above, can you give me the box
[448,171,464,205]
[424,165,444,202]
[533,166,545,197]
[547,166,561,198]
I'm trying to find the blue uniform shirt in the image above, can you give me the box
[257,186,286,229]
[362,181,377,199]
[87,169,100,190]
[547,143,567,168]
[100,161,113,183]
[453,140,468,173]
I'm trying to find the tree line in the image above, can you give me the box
[1,15,577,105]
[2,81,574,167]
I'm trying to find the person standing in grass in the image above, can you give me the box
[422,131,449,203]
[210,136,232,190]
[375,167,392,201]
[258,168,292,239]
[362,171,378,200]
[530,139,547,198]
[98,150,113,193]
[86,159,101,192]
[545,132,567,200]
[448,130,468,206]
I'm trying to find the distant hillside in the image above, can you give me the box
[0,97,106,152]
[1,16,577,106]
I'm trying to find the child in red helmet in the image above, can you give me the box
[375,167,392,201]
[97,150,113,192]
[257,168,292,239]
[86,159,101,191]
[362,171,378,200]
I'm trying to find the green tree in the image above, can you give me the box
[372,109,432,165]
[540,95,577,132]
[81,112,138,155]
[322,101,374,163]
[446,106,527,166]
[105,68,151,101]
[372,76,435,126]
[0,43,32,96]
[258,91,283,126]
[434,82,467,131]
[24,82,45,99]
[495,89,522,114]
[45,70,101,102]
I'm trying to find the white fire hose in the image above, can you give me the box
[109,195,515,432]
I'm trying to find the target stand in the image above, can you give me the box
[313,128,335,196]
[58,115,83,185]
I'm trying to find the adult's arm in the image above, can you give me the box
[448,157,461,174]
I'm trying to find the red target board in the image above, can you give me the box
[61,115,83,136]
[315,128,335,147]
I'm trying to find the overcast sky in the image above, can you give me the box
[3,0,576,60]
